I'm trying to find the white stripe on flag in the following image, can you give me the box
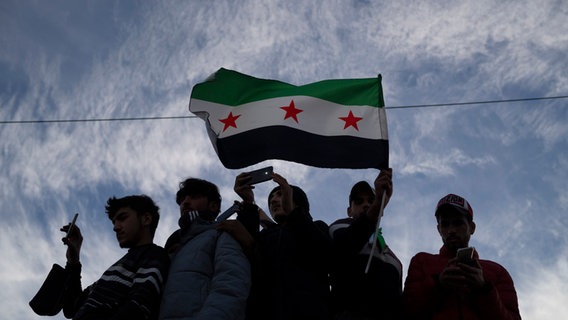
[190,96,388,140]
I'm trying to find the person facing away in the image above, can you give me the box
[61,194,170,320]
[402,194,521,320]
[158,177,251,320]
[233,171,332,320]
[328,168,403,320]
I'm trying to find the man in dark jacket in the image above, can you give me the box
[402,194,521,320]
[329,169,403,320]
[233,171,332,320]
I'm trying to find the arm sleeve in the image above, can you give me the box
[62,262,85,319]
[195,232,251,320]
[236,202,260,240]
[473,265,521,320]
[402,254,448,319]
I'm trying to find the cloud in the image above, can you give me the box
[517,247,568,318]
[1,0,567,319]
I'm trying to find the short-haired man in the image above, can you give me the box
[158,178,251,320]
[328,169,403,320]
[402,194,521,320]
[61,195,170,320]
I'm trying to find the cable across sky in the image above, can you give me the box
[1,95,567,125]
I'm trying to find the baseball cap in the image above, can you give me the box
[435,194,473,219]
[349,181,375,204]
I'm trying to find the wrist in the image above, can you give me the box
[65,260,82,271]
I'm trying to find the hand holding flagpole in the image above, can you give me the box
[364,169,392,274]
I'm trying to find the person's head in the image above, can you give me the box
[105,194,160,248]
[267,185,310,224]
[348,181,375,219]
[435,194,475,252]
[176,177,221,220]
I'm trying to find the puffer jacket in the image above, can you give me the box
[159,218,251,320]
[402,245,521,320]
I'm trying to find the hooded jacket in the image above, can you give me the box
[238,203,332,320]
[402,245,521,320]
[159,217,251,320]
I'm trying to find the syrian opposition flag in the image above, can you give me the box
[189,68,389,169]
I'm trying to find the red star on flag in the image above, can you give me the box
[280,100,304,123]
[339,110,363,131]
[219,112,241,132]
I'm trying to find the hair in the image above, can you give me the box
[105,194,160,235]
[268,185,310,212]
[175,177,221,211]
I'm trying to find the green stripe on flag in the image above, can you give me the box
[191,68,384,107]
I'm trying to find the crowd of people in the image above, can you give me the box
[50,168,521,320]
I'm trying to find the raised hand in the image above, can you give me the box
[60,223,83,265]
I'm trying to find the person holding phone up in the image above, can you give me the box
[402,194,521,320]
[231,169,332,320]
[61,195,170,320]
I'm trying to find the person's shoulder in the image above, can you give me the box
[479,258,512,273]
[329,217,351,230]
[330,217,352,226]
[131,244,167,259]
[125,244,170,268]
[410,251,439,262]
[314,219,329,229]
[146,243,168,255]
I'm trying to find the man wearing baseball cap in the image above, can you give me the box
[402,194,521,320]
[329,169,403,320]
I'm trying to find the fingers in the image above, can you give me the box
[235,172,256,203]
[61,223,83,244]
[271,172,287,186]
[235,172,252,187]
[375,168,393,200]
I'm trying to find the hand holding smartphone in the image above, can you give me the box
[456,246,475,265]
[247,166,273,185]
[65,213,79,240]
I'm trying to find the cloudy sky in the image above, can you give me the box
[1,0,567,319]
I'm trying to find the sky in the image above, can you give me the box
[1,0,567,319]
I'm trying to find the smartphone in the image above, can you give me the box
[456,246,475,263]
[216,202,240,222]
[248,166,273,185]
[66,213,79,239]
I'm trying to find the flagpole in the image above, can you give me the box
[364,74,388,273]
[365,189,387,274]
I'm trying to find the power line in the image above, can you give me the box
[386,95,568,109]
[1,95,567,124]
[0,115,196,124]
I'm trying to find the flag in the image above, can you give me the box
[189,68,389,169]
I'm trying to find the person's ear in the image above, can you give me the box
[469,221,476,235]
[208,201,220,214]
[141,212,152,227]
[347,206,353,217]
